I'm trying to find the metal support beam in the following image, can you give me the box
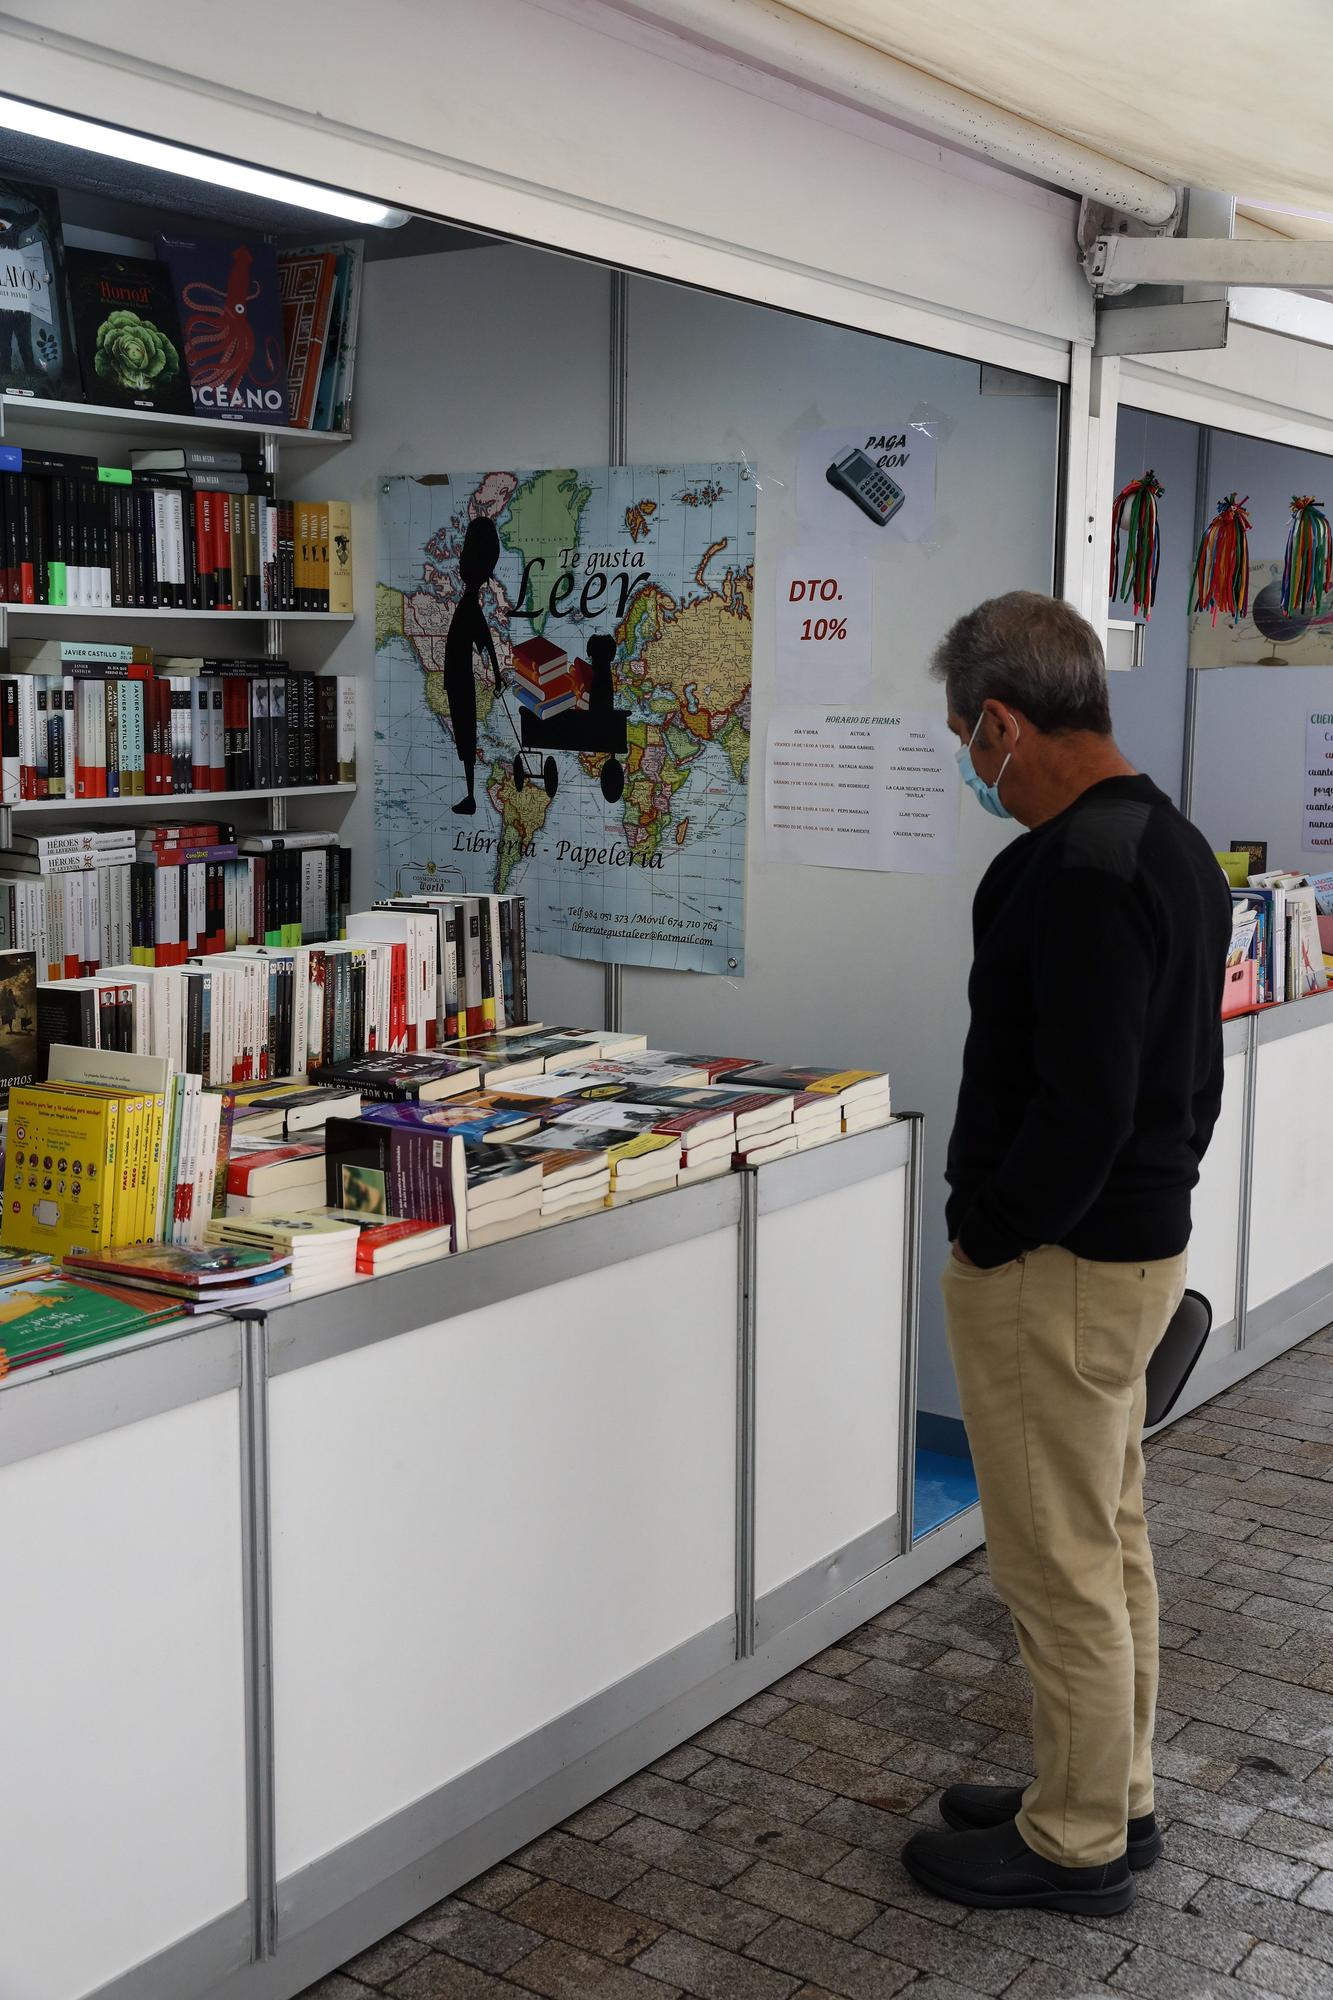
[735,1171,758,1659]
[1180,426,1211,819]
[1093,188,1234,358]
[1090,233,1333,290]
[604,271,629,1035]
[239,1314,278,1961]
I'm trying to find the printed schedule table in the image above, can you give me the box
[765,708,959,873]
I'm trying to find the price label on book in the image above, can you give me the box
[773,546,873,702]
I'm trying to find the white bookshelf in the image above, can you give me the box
[0,391,349,448]
[2,784,355,816]
[0,394,356,843]
[5,606,352,623]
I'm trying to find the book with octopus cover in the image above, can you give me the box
[158,236,290,424]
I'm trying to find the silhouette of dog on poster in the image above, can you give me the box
[443,517,503,814]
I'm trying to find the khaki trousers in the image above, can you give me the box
[941,1244,1187,1867]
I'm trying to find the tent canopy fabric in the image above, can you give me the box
[785,0,1333,233]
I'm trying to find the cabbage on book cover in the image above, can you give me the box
[65,248,193,414]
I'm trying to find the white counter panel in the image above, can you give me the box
[269,1227,737,1880]
[1248,1015,1333,1311]
[0,1393,248,2000]
[755,1167,904,1599]
[1188,1045,1246,1342]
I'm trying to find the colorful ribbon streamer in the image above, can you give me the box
[1109,470,1164,620]
[1189,493,1251,625]
[1280,496,1333,618]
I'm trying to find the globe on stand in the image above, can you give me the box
[1250,581,1312,662]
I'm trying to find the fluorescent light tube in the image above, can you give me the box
[0,93,410,226]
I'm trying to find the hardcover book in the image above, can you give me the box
[65,249,192,414]
[157,236,290,424]
[0,179,80,401]
[0,949,38,1106]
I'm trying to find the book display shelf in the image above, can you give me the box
[0,394,356,845]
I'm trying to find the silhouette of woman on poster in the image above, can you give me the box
[444,516,504,814]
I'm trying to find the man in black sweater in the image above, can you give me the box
[902,592,1231,1919]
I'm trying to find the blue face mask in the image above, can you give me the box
[957,710,1018,820]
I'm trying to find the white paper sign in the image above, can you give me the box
[766,707,958,874]
[1304,710,1333,851]
[773,545,873,702]
[798,423,937,548]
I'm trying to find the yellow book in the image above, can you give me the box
[40,1082,142,1245]
[3,1087,119,1257]
[327,499,353,615]
[1216,850,1251,888]
[141,1092,167,1244]
[128,1096,150,1245]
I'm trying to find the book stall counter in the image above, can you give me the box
[0,1121,922,2000]
[0,1314,254,2000]
[1149,983,1333,1424]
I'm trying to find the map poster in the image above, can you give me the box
[376,465,756,974]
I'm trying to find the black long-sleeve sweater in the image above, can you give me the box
[947,774,1233,1270]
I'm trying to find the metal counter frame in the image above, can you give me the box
[5,1121,925,2000]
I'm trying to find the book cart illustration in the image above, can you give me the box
[502,632,630,804]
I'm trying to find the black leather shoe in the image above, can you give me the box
[902,1818,1136,1914]
[938,1782,1164,1871]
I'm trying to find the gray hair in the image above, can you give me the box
[929,591,1112,735]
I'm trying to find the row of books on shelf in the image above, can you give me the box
[0,1026,893,1377]
[6,879,523,1080]
[0,455,352,612]
[1220,857,1333,1013]
[0,646,356,798]
[2,829,351,992]
[3,175,360,430]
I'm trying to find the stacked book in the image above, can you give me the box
[208,1211,359,1293]
[63,1240,293,1313]
[0,1268,180,1379]
[460,1145,544,1247]
[509,636,589,721]
[0,640,356,799]
[225,1136,327,1217]
[7,824,350,988]
[322,1214,453,1276]
[372,892,530,1039]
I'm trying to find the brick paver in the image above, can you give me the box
[300,1325,1333,2000]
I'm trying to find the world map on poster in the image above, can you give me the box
[375,465,755,973]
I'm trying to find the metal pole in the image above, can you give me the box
[897,1115,925,1554]
[735,1171,758,1657]
[1180,426,1211,820]
[263,431,288,835]
[604,272,630,1035]
[1233,1016,1259,1353]
[239,1314,278,1960]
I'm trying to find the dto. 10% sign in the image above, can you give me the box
[789,570,849,643]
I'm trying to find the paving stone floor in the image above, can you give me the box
[302,1323,1333,2000]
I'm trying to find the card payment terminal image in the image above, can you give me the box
[825,448,906,527]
